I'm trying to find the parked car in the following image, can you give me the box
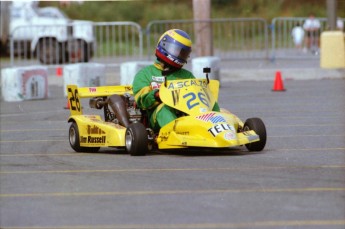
[0,1,95,64]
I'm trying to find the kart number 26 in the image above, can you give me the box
[183,92,209,109]
[68,88,81,112]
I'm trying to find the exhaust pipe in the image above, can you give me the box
[107,94,130,127]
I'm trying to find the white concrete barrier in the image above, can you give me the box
[192,56,221,80]
[1,66,49,102]
[63,63,106,97]
[120,61,152,85]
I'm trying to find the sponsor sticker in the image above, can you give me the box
[167,79,208,90]
[150,82,161,90]
[208,123,236,137]
[224,131,236,140]
[197,112,216,121]
[80,136,106,144]
[197,113,226,123]
[89,87,97,92]
[152,76,165,82]
[87,125,105,134]
[80,125,107,145]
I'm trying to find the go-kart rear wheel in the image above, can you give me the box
[243,118,266,151]
[125,123,148,156]
[69,122,100,153]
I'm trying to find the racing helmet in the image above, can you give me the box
[155,29,192,69]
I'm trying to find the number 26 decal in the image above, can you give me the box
[68,88,81,111]
[183,92,209,109]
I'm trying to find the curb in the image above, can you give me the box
[220,68,345,82]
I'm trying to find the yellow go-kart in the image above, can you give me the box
[67,71,266,156]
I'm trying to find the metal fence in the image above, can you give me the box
[146,18,269,61]
[92,22,143,66]
[271,17,334,60]
[8,21,143,67]
[5,17,345,67]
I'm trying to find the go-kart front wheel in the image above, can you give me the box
[69,122,100,153]
[125,123,148,156]
[243,118,267,151]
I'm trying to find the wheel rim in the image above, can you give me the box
[125,130,133,151]
[69,127,76,146]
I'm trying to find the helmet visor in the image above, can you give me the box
[161,41,191,63]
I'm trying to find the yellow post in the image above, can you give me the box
[320,31,345,68]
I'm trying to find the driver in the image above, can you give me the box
[132,29,220,131]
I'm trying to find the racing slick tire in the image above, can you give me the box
[125,123,148,156]
[243,118,266,151]
[69,122,100,153]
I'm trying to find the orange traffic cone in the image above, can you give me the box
[64,99,70,109]
[56,67,63,77]
[272,71,286,91]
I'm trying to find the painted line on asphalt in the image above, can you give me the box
[0,153,84,157]
[278,147,345,151]
[0,128,65,132]
[1,220,345,229]
[269,134,344,137]
[0,139,65,143]
[0,147,344,158]
[1,147,344,157]
[0,120,66,124]
[10,131,343,137]
[264,114,344,119]
[0,110,68,117]
[0,139,342,144]
[1,187,344,198]
[0,219,345,229]
[0,165,344,175]
[267,123,342,127]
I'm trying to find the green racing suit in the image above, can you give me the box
[133,61,220,131]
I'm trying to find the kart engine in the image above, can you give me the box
[123,93,142,124]
[89,93,142,127]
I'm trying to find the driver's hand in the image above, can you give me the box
[154,90,161,103]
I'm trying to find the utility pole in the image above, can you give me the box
[326,0,337,30]
[193,0,213,57]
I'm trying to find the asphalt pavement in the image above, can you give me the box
[0,71,344,228]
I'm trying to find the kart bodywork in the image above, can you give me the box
[67,76,266,156]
